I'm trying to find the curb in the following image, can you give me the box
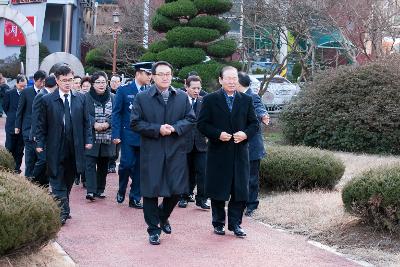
[51,241,76,266]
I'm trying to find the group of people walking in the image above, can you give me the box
[1,60,269,245]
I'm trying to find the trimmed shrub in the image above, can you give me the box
[157,48,206,68]
[166,27,220,47]
[342,165,400,231]
[0,172,61,256]
[193,0,233,15]
[207,39,237,58]
[178,62,223,90]
[148,40,170,53]
[188,16,230,34]
[151,13,180,33]
[140,52,159,62]
[158,0,197,19]
[0,146,15,171]
[260,145,345,190]
[281,55,400,154]
[85,48,106,67]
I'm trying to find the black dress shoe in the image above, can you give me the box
[178,199,188,208]
[74,177,80,185]
[86,193,95,201]
[60,216,67,225]
[228,225,246,237]
[116,193,125,203]
[245,209,255,217]
[95,192,106,199]
[213,226,225,235]
[196,201,210,210]
[129,199,143,209]
[160,220,172,234]
[188,194,195,202]
[82,182,86,188]
[108,167,116,174]
[149,234,160,245]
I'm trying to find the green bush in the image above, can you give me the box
[148,40,170,53]
[85,48,106,67]
[0,172,61,256]
[140,52,159,62]
[157,48,206,68]
[158,0,197,19]
[166,27,220,47]
[179,62,223,90]
[193,0,233,15]
[151,13,180,33]
[207,39,237,58]
[0,146,14,171]
[260,145,345,190]
[281,55,400,155]
[188,16,230,34]
[342,165,400,231]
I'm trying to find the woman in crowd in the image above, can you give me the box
[81,76,91,93]
[84,72,116,200]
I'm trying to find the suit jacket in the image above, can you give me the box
[112,81,142,146]
[15,86,38,140]
[197,89,259,201]
[245,88,267,161]
[30,88,49,141]
[3,88,21,135]
[36,89,92,177]
[184,96,207,153]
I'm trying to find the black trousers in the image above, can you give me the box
[181,148,206,202]
[24,139,38,177]
[143,195,180,235]
[32,147,48,187]
[85,155,109,194]
[108,143,121,169]
[246,159,260,211]
[5,132,24,172]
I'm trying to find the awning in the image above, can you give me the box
[311,28,352,50]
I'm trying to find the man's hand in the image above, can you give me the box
[85,144,93,149]
[160,124,172,136]
[219,132,232,142]
[233,131,247,143]
[36,147,43,153]
[113,138,121,144]
[165,124,175,133]
[15,128,20,134]
[262,115,270,125]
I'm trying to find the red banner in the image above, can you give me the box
[11,0,46,4]
[4,16,35,46]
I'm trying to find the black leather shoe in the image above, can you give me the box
[129,199,143,209]
[245,209,255,217]
[60,216,67,225]
[188,194,195,202]
[108,167,116,174]
[160,220,172,234]
[228,225,246,237]
[86,193,95,201]
[178,199,188,208]
[82,182,86,188]
[196,200,210,210]
[213,226,225,235]
[95,192,106,199]
[149,234,160,245]
[116,193,125,203]
[74,177,80,185]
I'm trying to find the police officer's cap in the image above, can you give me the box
[132,62,154,73]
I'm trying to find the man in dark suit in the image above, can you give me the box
[237,72,270,217]
[2,75,26,173]
[30,75,58,187]
[112,62,153,209]
[15,70,46,178]
[197,66,259,237]
[178,75,209,210]
[131,61,195,245]
[36,65,92,225]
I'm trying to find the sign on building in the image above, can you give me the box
[11,0,46,4]
[4,16,35,46]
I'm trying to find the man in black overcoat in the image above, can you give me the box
[131,61,195,245]
[36,65,92,225]
[197,66,259,237]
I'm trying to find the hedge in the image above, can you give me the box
[260,145,345,190]
[156,48,206,68]
[342,165,400,231]
[0,172,60,256]
[0,146,15,172]
[166,27,220,47]
[188,16,230,34]
[151,13,180,33]
[193,0,233,15]
[178,62,223,90]
[207,39,237,58]
[148,40,170,53]
[158,0,197,19]
[140,52,159,62]
[281,55,400,155]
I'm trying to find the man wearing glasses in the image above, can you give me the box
[36,65,92,225]
[112,62,153,209]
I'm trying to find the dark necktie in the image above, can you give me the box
[191,98,196,108]
[140,85,145,92]
[64,94,72,137]
[227,96,234,111]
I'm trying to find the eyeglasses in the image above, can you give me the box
[154,73,172,78]
[59,78,74,83]
[94,81,107,85]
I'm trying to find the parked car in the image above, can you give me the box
[249,74,300,113]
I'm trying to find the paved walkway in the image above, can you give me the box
[0,118,359,266]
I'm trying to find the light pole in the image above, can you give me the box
[112,10,120,75]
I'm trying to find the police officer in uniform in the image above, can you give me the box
[111,62,153,208]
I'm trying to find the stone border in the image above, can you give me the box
[51,241,76,266]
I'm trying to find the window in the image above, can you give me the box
[49,20,60,41]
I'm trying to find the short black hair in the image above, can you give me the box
[238,72,251,87]
[34,70,47,81]
[111,74,122,82]
[74,75,81,79]
[185,75,202,87]
[45,75,57,88]
[55,65,73,79]
[91,71,108,84]
[219,66,237,79]
[16,74,26,84]
[81,76,91,85]
[151,61,173,75]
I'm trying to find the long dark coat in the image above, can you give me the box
[36,89,92,177]
[130,85,195,197]
[197,89,259,201]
